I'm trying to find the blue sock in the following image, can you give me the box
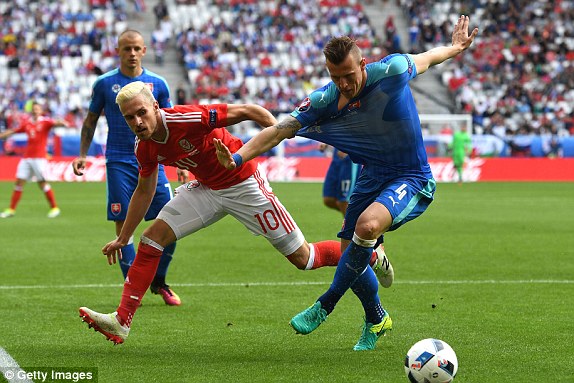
[351,268,386,325]
[119,243,136,279]
[153,242,176,285]
[318,241,373,314]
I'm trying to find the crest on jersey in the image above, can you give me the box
[185,180,200,190]
[347,100,361,111]
[112,84,122,93]
[297,97,311,112]
[178,139,192,151]
[111,203,121,215]
[144,83,154,92]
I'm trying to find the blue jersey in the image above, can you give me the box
[323,148,360,203]
[291,54,432,182]
[89,68,172,162]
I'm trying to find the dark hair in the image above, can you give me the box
[323,36,361,65]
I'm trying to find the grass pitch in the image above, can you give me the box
[0,181,573,382]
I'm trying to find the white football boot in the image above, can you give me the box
[372,245,394,288]
[79,307,129,345]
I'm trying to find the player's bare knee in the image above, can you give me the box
[355,220,381,240]
[142,219,176,248]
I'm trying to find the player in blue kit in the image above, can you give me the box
[72,29,185,305]
[320,144,360,215]
[215,15,478,350]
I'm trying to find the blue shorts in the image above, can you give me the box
[106,161,173,221]
[323,157,360,202]
[338,172,436,240]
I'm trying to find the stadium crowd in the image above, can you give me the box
[401,0,574,138]
[172,0,384,111]
[1,0,573,157]
[0,0,128,134]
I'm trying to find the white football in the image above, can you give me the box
[404,338,458,383]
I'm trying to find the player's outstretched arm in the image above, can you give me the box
[226,104,278,128]
[214,116,302,169]
[54,118,70,127]
[72,111,100,176]
[0,128,16,140]
[412,15,478,75]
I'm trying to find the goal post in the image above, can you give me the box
[418,114,472,133]
[419,114,473,157]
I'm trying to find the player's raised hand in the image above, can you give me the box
[72,157,87,176]
[452,15,478,51]
[102,239,124,265]
[213,138,237,170]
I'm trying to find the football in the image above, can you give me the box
[404,338,458,383]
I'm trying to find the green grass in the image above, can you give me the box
[0,181,573,383]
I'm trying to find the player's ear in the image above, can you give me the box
[142,45,147,55]
[360,57,366,69]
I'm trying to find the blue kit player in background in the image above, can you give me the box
[319,143,360,215]
[72,29,185,306]
[216,15,478,350]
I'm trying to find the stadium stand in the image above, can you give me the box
[400,0,574,138]
[0,0,128,125]
[170,0,385,111]
[1,0,573,158]
[0,0,129,154]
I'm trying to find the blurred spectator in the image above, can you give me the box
[544,134,562,158]
[408,19,420,52]
[132,0,146,13]
[153,0,168,28]
[151,28,167,65]
[176,87,187,105]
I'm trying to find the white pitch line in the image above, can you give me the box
[0,347,34,383]
[0,279,572,290]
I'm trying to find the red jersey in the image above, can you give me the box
[135,104,257,190]
[15,116,56,158]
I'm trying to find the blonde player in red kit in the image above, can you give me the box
[78,81,393,344]
[0,102,69,218]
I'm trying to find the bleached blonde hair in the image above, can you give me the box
[115,81,155,107]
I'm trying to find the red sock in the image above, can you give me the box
[311,240,341,268]
[9,189,22,210]
[117,242,163,327]
[311,240,377,269]
[43,186,57,208]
